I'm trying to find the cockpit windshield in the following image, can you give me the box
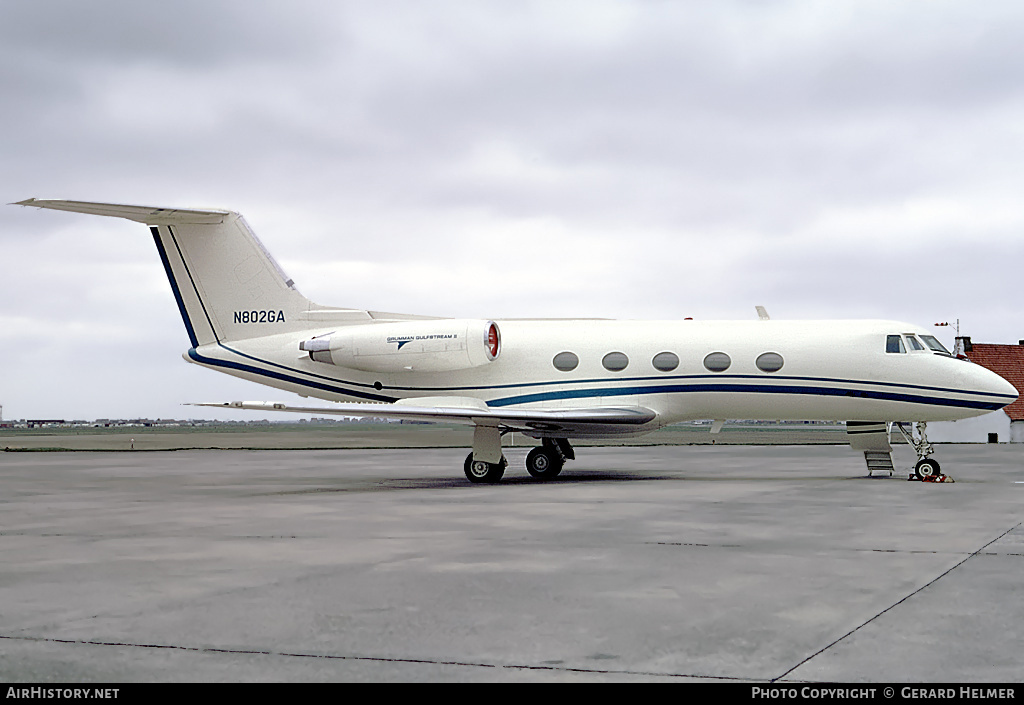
[887,333,953,356]
[919,335,952,355]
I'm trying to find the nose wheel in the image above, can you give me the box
[914,457,941,478]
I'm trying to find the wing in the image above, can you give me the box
[192,397,660,438]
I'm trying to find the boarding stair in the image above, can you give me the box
[863,451,895,476]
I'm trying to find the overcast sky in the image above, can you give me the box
[3,1,1024,421]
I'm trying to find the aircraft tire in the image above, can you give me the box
[915,458,940,479]
[464,452,506,484]
[526,446,563,480]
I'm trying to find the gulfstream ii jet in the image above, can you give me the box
[16,199,1018,483]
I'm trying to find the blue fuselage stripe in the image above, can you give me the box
[486,383,1007,411]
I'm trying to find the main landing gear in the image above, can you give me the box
[463,438,575,484]
[464,453,507,484]
[894,422,954,483]
[526,438,574,480]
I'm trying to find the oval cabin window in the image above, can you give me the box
[703,352,731,372]
[756,352,784,373]
[552,351,579,372]
[602,352,629,372]
[652,351,679,372]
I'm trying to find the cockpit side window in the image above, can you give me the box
[886,335,906,353]
[904,335,925,351]
[919,335,952,355]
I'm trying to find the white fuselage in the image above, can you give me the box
[20,199,1017,457]
[186,318,1017,434]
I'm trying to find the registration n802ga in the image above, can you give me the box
[233,310,286,324]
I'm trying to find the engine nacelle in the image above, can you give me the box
[300,320,501,373]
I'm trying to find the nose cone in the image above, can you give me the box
[974,365,1019,409]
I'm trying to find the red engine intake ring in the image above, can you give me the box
[487,322,501,360]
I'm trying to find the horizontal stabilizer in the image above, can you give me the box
[14,198,231,225]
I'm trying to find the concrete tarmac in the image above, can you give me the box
[1,444,1022,682]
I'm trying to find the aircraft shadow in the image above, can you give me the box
[387,471,676,489]
[262,469,894,495]
[262,471,679,495]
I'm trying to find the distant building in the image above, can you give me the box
[929,337,1024,443]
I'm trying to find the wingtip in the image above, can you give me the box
[11,198,39,207]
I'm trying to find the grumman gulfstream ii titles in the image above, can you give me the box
[16,199,1018,483]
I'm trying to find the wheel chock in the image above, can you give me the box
[908,473,955,483]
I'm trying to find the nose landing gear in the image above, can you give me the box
[894,422,955,483]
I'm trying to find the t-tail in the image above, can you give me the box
[14,199,372,346]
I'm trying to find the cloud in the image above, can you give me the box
[3,1,1024,419]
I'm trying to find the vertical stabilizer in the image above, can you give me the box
[148,214,313,346]
[15,199,352,346]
